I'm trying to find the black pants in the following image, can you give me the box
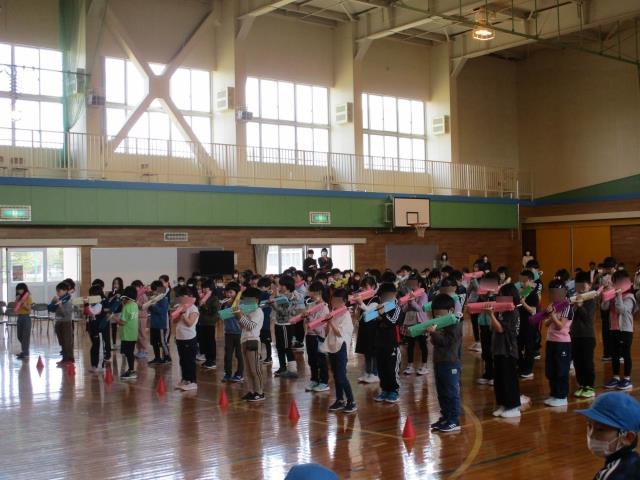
[601,309,611,357]
[121,340,136,371]
[224,333,243,376]
[292,321,305,346]
[150,327,170,360]
[610,331,633,377]
[86,320,109,368]
[405,335,428,364]
[260,329,272,361]
[176,337,198,383]
[517,320,537,375]
[197,324,217,363]
[470,314,480,342]
[111,322,118,346]
[102,325,112,360]
[274,324,295,369]
[572,337,596,388]
[480,325,493,379]
[493,355,520,409]
[545,341,572,399]
[305,334,328,384]
[376,345,400,393]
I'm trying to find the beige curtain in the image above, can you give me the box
[254,244,269,275]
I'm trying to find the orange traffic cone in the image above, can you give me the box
[218,389,229,408]
[156,377,166,396]
[104,367,114,385]
[36,355,44,370]
[402,416,416,440]
[288,399,300,423]
[66,363,76,376]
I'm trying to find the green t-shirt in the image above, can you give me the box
[119,301,139,341]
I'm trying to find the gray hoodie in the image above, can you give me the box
[602,293,636,333]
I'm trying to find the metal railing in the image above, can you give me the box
[0,128,533,198]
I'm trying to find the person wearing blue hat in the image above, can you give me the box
[285,463,338,480]
[577,392,640,479]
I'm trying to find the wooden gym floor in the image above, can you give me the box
[0,318,637,480]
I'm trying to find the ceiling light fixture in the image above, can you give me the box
[472,8,495,41]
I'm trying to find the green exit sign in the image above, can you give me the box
[309,211,331,225]
[0,205,31,222]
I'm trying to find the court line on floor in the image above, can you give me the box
[447,403,483,479]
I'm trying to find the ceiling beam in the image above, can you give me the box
[277,3,351,22]
[240,0,299,18]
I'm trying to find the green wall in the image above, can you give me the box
[0,182,518,229]
[540,174,640,201]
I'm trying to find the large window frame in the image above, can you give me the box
[361,93,428,172]
[0,42,64,148]
[245,76,330,166]
[265,245,354,274]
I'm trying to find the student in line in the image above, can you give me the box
[173,286,199,391]
[49,281,73,367]
[198,279,220,370]
[14,283,32,361]
[118,286,139,380]
[222,282,244,383]
[517,270,539,380]
[303,281,330,393]
[147,280,171,366]
[257,277,274,365]
[571,271,597,398]
[354,276,380,384]
[84,285,109,373]
[373,283,403,404]
[402,274,429,376]
[237,287,265,402]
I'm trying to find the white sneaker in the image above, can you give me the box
[488,379,494,386]
[546,397,568,407]
[476,377,489,385]
[358,374,368,383]
[89,366,103,374]
[403,365,415,375]
[180,382,198,391]
[313,383,330,392]
[469,342,482,352]
[196,354,206,362]
[365,374,380,384]
[501,407,521,418]
[287,361,297,373]
[175,380,189,390]
[416,365,429,376]
[569,361,574,370]
[492,406,505,417]
[305,381,319,392]
[519,373,534,380]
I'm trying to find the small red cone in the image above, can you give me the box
[288,399,300,422]
[218,389,229,408]
[66,363,76,376]
[36,356,44,370]
[402,416,416,439]
[156,377,166,396]
[104,367,114,385]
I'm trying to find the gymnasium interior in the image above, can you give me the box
[1,0,640,478]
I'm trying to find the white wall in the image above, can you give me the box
[91,247,177,286]
[0,0,59,48]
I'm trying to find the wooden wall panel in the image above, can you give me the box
[572,226,611,271]
[535,228,571,279]
[611,225,640,271]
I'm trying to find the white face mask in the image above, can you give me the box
[587,432,624,458]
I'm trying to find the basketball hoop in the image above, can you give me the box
[409,223,428,238]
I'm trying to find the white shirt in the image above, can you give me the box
[175,304,199,340]
[322,309,353,354]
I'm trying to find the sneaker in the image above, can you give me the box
[121,370,137,380]
[543,397,556,406]
[469,342,482,352]
[163,356,172,364]
[519,373,534,380]
[416,365,429,376]
[249,393,265,402]
[436,422,461,432]
[175,380,189,389]
[431,418,445,430]
[476,377,489,385]
[103,356,112,363]
[501,407,521,418]
[534,354,541,360]
[305,381,319,392]
[241,392,255,401]
[601,356,612,362]
[196,354,206,362]
[581,387,596,398]
[328,400,345,412]
[374,391,388,402]
[385,392,400,403]
[343,402,358,414]
[492,406,505,417]
[274,368,287,377]
[89,366,102,374]
[202,361,217,370]
[574,388,585,398]
[221,374,232,383]
[403,365,415,375]
[617,378,633,391]
[546,397,568,407]
[364,374,380,384]
[231,375,243,383]
[134,351,147,359]
[488,379,494,386]
[358,374,368,383]
[262,358,273,365]
[605,377,621,389]
[313,383,330,392]
[569,361,575,370]
[180,382,198,391]
[148,358,163,366]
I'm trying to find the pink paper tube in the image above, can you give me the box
[289,302,325,325]
[601,281,632,302]
[463,271,485,280]
[307,306,348,330]
[467,301,515,314]
[348,289,376,304]
[398,288,426,306]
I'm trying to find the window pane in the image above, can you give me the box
[40,101,62,132]
[313,128,328,152]
[384,135,398,159]
[266,246,279,274]
[129,111,148,138]
[14,46,39,67]
[278,82,294,121]
[362,133,369,157]
[46,248,64,281]
[9,251,44,283]
[149,111,169,154]
[361,93,368,129]
[411,100,425,135]
[148,62,165,75]
[260,80,278,120]
[279,125,295,151]
[398,99,412,134]
[312,86,328,124]
[14,99,39,131]
[368,95,383,130]
[106,108,126,137]
[369,134,384,157]
[105,57,125,104]
[383,96,397,132]
[170,68,190,110]
[39,49,62,71]
[191,116,211,145]
[40,69,63,97]
[245,77,260,117]
[170,121,191,158]
[296,127,313,152]
[246,121,260,147]
[191,70,210,112]
[126,61,145,106]
[0,45,10,92]
[261,123,278,149]
[296,85,312,123]
[280,248,302,271]
[399,137,412,160]
[16,65,39,95]
[0,98,11,145]
[412,138,425,160]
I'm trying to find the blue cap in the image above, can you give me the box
[285,464,339,480]
[577,392,640,431]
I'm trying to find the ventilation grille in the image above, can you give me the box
[164,232,189,242]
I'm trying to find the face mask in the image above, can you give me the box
[178,281,185,286]
[587,432,624,458]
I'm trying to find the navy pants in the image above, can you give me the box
[545,341,572,399]
[306,334,329,384]
[435,362,461,424]
[329,343,353,403]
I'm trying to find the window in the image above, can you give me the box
[264,245,354,275]
[104,57,212,155]
[0,43,63,147]
[245,77,329,165]
[361,93,427,172]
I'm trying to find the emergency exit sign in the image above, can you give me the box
[0,205,31,222]
[309,211,331,225]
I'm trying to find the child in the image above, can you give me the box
[402,274,429,375]
[49,281,73,367]
[598,257,617,361]
[524,260,544,360]
[466,263,482,352]
[292,270,308,350]
[273,275,303,378]
[197,278,219,370]
[543,279,574,407]
[323,288,356,414]
[427,293,463,432]
[222,282,244,382]
[118,286,139,380]
[354,276,380,383]
[14,283,32,360]
[159,274,174,360]
[303,281,330,392]
[84,285,109,372]
[257,277,274,365]
[487,283,521,418]
[517,270,540,379]
[571,271,597,398]
[106,277,124,349]
[373,283,402,403]
[147,280,171,366]
[131,280,149,359]
[577,392,640,478]
[603,270,636,391]
[237,287,265,401]
[476,272,499,385]
[173,286,199,391]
